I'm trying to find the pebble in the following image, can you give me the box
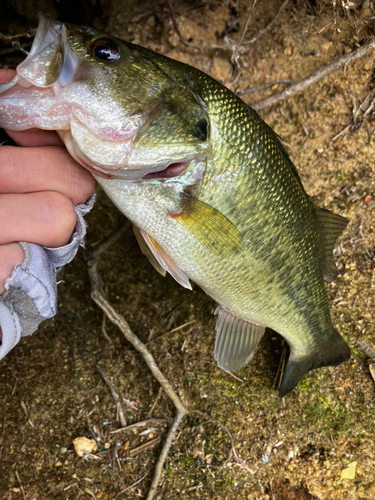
[73,437,98,457]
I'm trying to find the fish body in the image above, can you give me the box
[0,14,350,396]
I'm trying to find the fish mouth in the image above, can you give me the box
[0,14,210,182]
[141,161,191,180]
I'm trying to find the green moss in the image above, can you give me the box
[179,454,195,467]
[301,393,352,436]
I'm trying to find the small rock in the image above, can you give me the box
[73,437,98,457]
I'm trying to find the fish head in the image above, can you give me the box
[0,13,210,180]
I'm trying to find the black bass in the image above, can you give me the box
[0,14,350,396]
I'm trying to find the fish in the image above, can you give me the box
[0,13,351,397]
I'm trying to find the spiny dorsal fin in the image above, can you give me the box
[214,306,265,372]
[133,225,192,290]
[171,196,244,257]
[314,207,348,281]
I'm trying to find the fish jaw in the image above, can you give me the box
[0,13,210,180]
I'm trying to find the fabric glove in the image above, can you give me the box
[0,193,95,360]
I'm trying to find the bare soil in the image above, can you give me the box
[1,1,375,499]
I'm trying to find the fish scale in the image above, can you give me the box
[0,13,351,396]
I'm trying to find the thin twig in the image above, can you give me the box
[15,471,26,500]
[252,38,375,110]
[332,90,375,140]
[147,386,164,418]
[0,29,36,41]
[357,339,375,359]
[88,237,188,500]
[230,0,257,84]
[146,319,196,345]
[237,79,294,96]
[91,220,129,260]
[243,0,290,44]
[129,437,162,457]
[96,365,127,427]
[110,418,168,435]
[222,369,244,383]
[112,437,119,475]
[101,314,113,344]
[273,345,286,389]
[119,472,149,495]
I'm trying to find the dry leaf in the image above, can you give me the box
[340,461,357,480]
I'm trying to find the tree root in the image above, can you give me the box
[88,228,188,500]
[251,38,375,110]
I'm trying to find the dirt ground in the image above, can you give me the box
[1,0,375,498]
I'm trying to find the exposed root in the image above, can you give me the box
[237,78,294,96]
[251,38,375,110]
[332,90,375,140]
[242,0,290,45]
[88,229,189,500]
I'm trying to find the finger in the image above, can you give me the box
[0,192,77,248]
[0,243,25,295]
[0,146,96,205]
[0,68,16,84]
[5,129,64,147]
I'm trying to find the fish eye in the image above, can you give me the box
[91,39,120,62]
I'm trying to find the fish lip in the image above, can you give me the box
[0,13,78,95]
[30,13,63,57]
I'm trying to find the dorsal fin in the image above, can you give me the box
[214,306,265,372]
[133,225,192,290]
[314,207,348,281]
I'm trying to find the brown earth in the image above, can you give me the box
[1,0,375,499]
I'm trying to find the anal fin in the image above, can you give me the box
[214,306,265,372]
[133,225,192,290]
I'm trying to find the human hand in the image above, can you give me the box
[0,69,96,295]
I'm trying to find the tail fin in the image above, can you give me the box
[278,330,351,398]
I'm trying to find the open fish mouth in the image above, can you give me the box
[142,161,191,180]
[0,13,210,181]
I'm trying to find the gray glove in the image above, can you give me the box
[0,193,95,360]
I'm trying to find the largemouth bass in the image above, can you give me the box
[0,14,351,397]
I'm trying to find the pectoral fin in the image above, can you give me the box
[171,196,244,257]
[214,306,265,372]
[133,225,192,290]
